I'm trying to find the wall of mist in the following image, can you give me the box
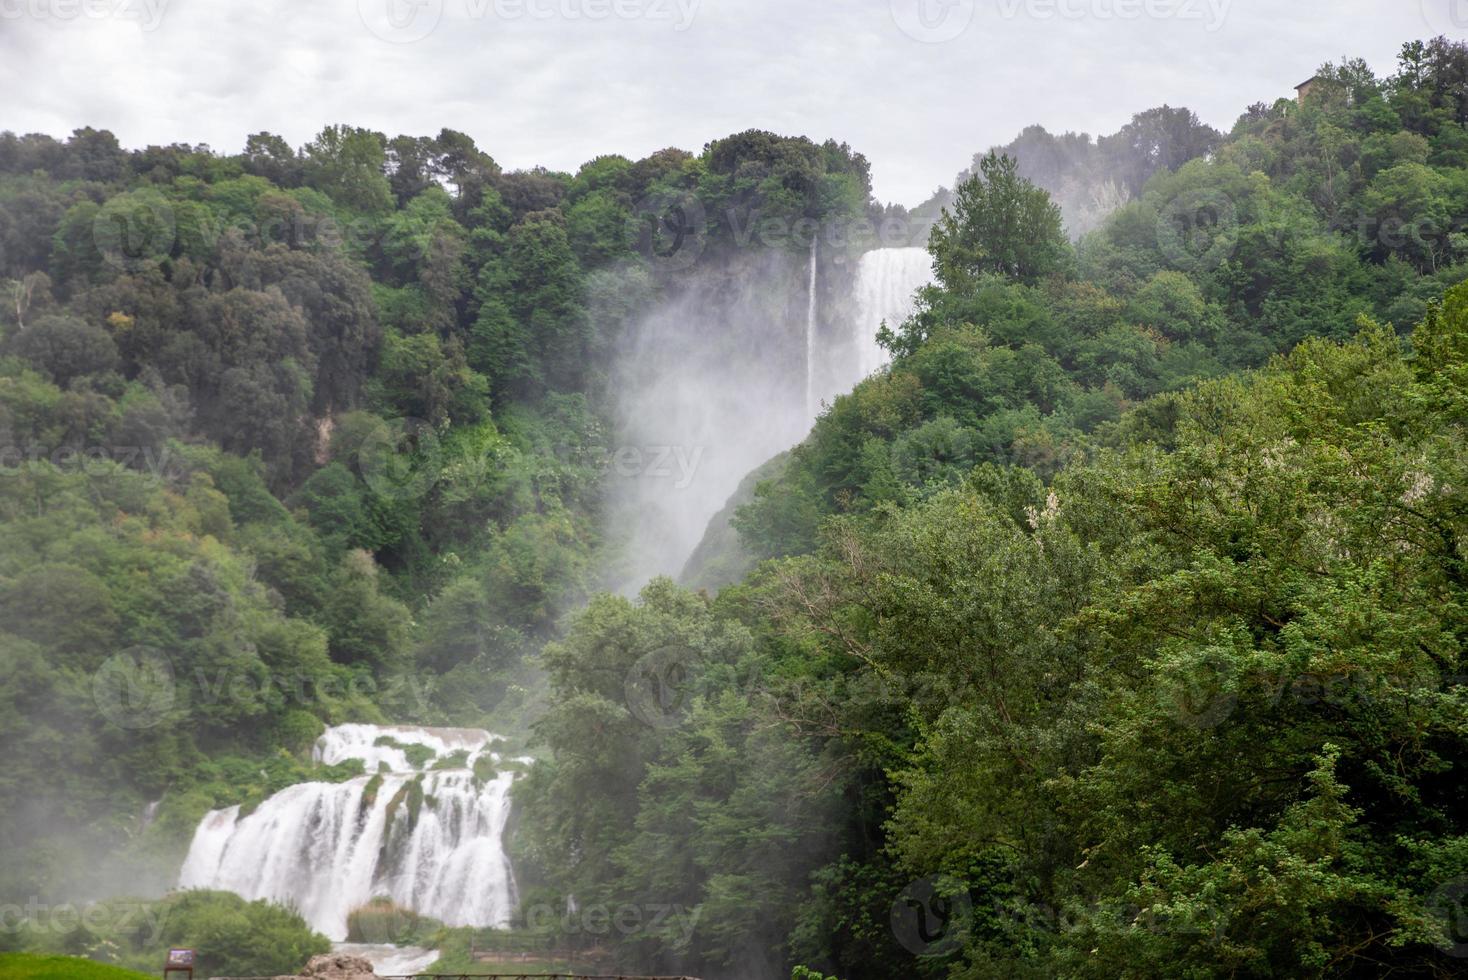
[600,240,935,595]
[600,244,817,594]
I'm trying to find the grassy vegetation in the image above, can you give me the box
[0,953,155,980]
[421,926,595,975]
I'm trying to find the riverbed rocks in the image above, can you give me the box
[271,952,379,980]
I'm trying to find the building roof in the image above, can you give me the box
[1296,75,1322,90]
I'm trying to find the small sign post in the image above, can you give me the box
[164,947,195,980]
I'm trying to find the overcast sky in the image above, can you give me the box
[0,0,1456,205]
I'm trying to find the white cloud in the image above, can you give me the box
[0,0,1449,204]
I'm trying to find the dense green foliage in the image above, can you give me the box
[514,41,1468,979]
[0,119,872,904]
[521,290,1468,980]
[929,152,1070,288]
[4,32,1468,980]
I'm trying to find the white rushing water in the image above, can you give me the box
[178,724,523,941]
[851,246,935,379]
[333,943,439,975]
[805,237,819,422]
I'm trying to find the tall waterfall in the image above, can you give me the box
[803,246,935,421]
[805,237,819,422]
[178,724,522,941]
[851,246,935,378]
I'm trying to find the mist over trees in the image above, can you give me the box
[520,39,1468,978]
[0,117,873,919]
[1,34,1468,980]
[910,104,1225,240]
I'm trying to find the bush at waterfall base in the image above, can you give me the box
[3,892,328,979]
[345,898,441,946]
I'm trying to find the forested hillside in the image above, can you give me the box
[515,39,1468,979]
[2,32,1467,980]
[735,42,1468,564]
[0,120,873,900]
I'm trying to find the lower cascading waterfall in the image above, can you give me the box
[177,724,522,941]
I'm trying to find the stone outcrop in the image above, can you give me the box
[266,953,379,980]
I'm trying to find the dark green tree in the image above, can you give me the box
[929,152,1069,289]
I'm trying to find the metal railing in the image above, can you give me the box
[212,974,700,980]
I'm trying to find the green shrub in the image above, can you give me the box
[152,890,330,978]
[345,897,440,945]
